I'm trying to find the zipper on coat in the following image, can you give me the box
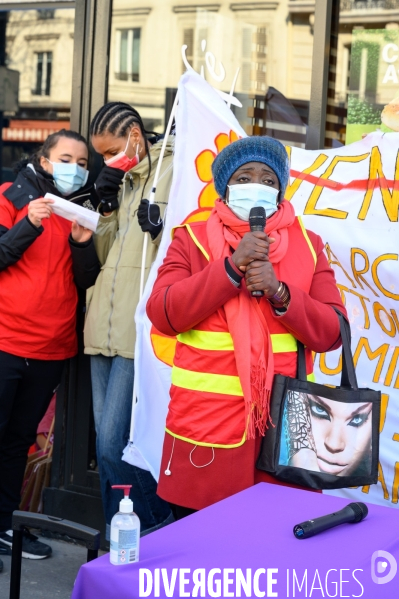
[107,177,138,352]
[69,192,90,203]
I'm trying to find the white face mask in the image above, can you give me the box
[46,159,89,196]
[227,183,279,221]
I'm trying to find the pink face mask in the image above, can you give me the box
[104,129,140,172]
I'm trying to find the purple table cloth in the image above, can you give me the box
[71,483,399,598]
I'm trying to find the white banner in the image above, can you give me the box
[130,70,399,511]
[289,132,399,509]
[128,71,246,480]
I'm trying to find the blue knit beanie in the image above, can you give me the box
[211,136,290,200]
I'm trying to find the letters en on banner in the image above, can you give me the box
[132,71,399,512]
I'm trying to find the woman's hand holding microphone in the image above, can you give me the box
[231,231,279,297]
[245,259,280,298]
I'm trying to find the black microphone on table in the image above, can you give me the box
[248,206,267,298]
[293,502,368,540]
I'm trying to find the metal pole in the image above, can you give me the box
[0,112,4,184]
[305,0,333,150]
[0,11,7,185]
[70,0,112,138]
[138,90,179,299]
[128,91,179,444]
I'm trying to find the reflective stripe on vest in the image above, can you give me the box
[165,427,247,449]
[177,329,297,354]
[173,223,210,260]
[173,331,314,397]
[172,365,243,396]
[167,367,316,448]
[172,362,315,398]
[297,216,317,267]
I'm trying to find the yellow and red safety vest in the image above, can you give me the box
[166,217,317,448]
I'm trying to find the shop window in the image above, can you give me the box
[337,44,351,105]
[330,3,399,147]
[183,28,194,72]
[33,52,52,96]
[115,28,141,82]
[348,40,379,104]
[346,0,394,6]
[3,6,74,177]
[241,27,267,93]
[37,9,55,20]
[182,27,207,74]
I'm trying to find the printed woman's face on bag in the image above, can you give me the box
[279,390,373,477]
[308,395,372,476]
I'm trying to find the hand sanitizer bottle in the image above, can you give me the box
[110,485,140,565]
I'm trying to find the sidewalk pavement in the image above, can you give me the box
[0,537,105,599]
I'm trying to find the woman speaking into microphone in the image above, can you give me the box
[147,136,347,519]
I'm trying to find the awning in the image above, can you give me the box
[2,120,70,143]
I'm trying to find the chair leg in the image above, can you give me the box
[9,529,23,599]
[87,548,98,562]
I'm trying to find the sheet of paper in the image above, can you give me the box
[44,193,100,232]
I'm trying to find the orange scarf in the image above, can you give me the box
[206,199,296,438]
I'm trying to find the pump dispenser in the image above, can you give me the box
[110,485,140,565]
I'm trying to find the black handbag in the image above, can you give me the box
[256,310,381,490]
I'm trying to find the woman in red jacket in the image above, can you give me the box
[146,136,347,520]
[0,129,99,560]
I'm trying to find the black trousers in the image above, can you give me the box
[0,350,65,531]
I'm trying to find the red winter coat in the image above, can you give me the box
[147,223,347,510]
[0,181,78,360]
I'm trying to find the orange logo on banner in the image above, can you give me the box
[151,130,240,366]
[195,130,240,208]
[150,327,177,367]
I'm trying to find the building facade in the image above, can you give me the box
[1,4,75,179]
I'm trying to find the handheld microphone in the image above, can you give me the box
[293,502,368,540]
[249,206,267,298]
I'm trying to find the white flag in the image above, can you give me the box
[125,71,246,480]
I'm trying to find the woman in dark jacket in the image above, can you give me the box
[0,129,99,563]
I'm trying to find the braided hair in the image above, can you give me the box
[90,102,159,199]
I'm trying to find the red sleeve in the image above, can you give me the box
[146,227,240,335]
[0,184,17,229]
[276,230,347,353]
